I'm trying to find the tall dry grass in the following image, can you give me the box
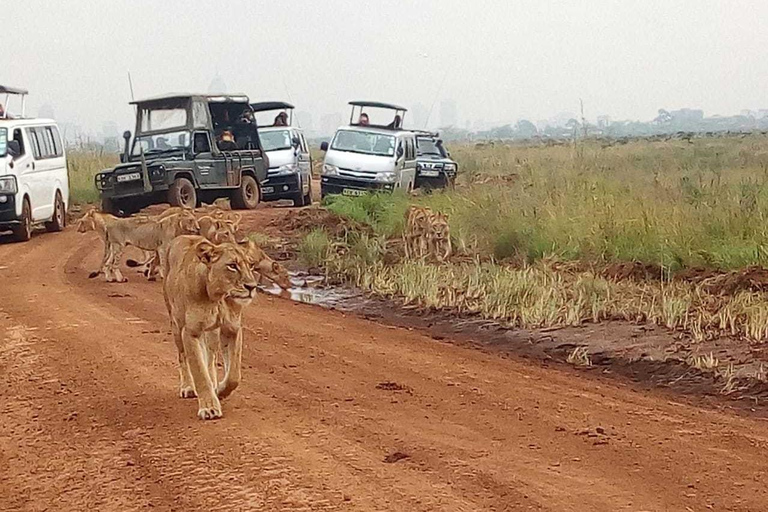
[67,150,118,205]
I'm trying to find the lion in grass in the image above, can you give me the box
[162,236,290,420]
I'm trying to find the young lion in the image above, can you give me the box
[163,236,260,420]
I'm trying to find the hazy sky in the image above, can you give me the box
[5,0,768,135]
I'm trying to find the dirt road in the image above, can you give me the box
[1,216,768,511]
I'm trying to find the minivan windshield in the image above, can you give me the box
[416,137,446,157]
[133,130,190,156]
[260,130,292,151]
[0,128,6,157]
[331,129,395,157]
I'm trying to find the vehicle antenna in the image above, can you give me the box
[423,52,465,129]
[128,71,137,116]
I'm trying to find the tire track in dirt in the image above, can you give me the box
[1,227,768,511]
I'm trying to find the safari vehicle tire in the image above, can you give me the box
[45,191,66,232]
[232,175,260,210]
[101,198,137,217]
[168,177,197,209]
[12,198,32,243]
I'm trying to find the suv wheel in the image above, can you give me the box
[168,177,197,209]
[45,191,66,232]
[12,197,32,242]
[232,175,260,210]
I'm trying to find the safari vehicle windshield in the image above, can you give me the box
[416,137,446,157]
[260,130,292,151]
[331,130,395,157]
[132,130,190,156]
[0,128,7,157]
[140,107,187,133]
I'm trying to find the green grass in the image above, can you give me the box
[322,136,768,271]
[67,150,118,205]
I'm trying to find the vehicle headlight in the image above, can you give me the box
[0,176,17,194]
[444,163,457,173]
[375,172,397,183]
[275,164,298,175]
[322,164,339,176]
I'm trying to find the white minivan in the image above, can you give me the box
[0,86,68,242]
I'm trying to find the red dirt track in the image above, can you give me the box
[2,215,768,511]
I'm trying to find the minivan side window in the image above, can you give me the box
[49,126,63,157]
[12,129,26,158]
[26,128,42,159]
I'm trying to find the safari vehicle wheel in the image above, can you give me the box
[232,175,260,210]
[12,198,32,243]
[169,177,197,209]
[45,191,66,232]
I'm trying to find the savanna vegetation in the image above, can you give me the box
[67,150,118,205]
[300,136,768,347]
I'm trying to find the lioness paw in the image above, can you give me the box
[180,387,196,398]
[197,405,223,420]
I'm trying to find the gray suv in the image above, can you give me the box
[414,131,457,190]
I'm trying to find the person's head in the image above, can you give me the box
[393,115,401,128]
[359,113,369,126]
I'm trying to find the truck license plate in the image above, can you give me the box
[342,188,367,197]
[420,170,440,177]
[117,172,141,182]
[261,186,274,194]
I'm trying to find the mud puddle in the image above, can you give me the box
[262,273,768,416]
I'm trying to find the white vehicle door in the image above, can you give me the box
[296,131,311,192]
[25,127,55,220]
[11,127,39,218]
[402,136,417,191]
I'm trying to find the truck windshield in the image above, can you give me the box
[331,130,395,157]
[140,107,188,132]
[133,131,190,156]
[416,137,446,157]
[0,128,6,157]
[260,130,292,151]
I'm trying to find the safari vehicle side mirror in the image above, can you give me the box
[320,141,329,152]
[7,140,20,158]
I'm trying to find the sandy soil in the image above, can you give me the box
[1,209,768,511]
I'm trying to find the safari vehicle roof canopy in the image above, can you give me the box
[348,100,407,129]
[251,101,294,127]
[130,93,251,135]
[1,85,29,119]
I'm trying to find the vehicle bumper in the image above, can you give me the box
[320,176,395,196]
[261,174,301,200]
[415,173,452,188]
[0,194,20,227]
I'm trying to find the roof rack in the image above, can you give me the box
[348,100,407,111]
[250,101,295,112]
[1,85,29,119]
[348,100,407,129]
[130,93,249,105]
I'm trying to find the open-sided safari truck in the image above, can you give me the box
[252,101,313,206]
[319,101,417,198]
[96,93,268,215]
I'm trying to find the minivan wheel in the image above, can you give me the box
[12,198,32,242]
[168,177,197,209]
[45,191,66,232]
[292,179,312,207]
[231,175,260,210]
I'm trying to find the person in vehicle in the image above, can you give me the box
[217,130,238,151]
[0,103,5,118]
[386,115,402,129]
[274,112,288,126]
[358,113,370,126]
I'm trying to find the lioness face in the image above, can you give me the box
[198,241,260,304]
[76,210,96,233]
[240,240,292,289]
[175,211,201,235]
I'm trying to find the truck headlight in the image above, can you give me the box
[444,163,457,173]
[275,164,298,175]
[0,176,17,194]
[322,164,339,176]
[375,172,397,183]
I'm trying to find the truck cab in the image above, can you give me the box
[96,93,268,215]
[0,86,68,242]
[252,101,313,206]
[319,101,417,198]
